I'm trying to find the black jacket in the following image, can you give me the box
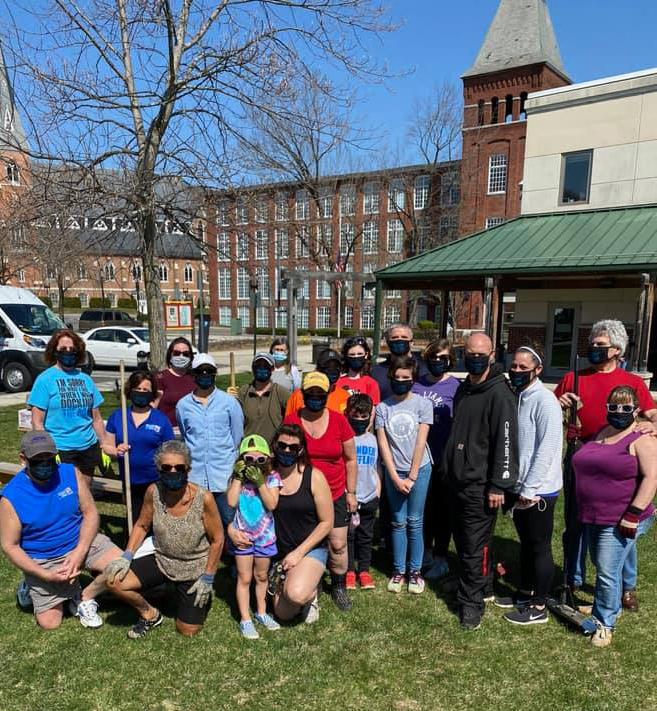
[442,364,518,493]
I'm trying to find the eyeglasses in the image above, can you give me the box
[158,464,188,473]
[276,442,301,454]
[172,350,192,357]
[244,454,268,465]
[606,403,635,414]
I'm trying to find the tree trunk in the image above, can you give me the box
[57,274,66,320]
[141,210,167,370]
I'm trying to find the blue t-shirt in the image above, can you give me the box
[28,366,104,451]
[412,375,461,460]
[2,463,81,559]
[106,407,175,485]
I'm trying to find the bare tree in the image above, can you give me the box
[5,0,391,366]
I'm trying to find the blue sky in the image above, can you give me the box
[363,0,657,162]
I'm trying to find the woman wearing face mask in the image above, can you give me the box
[104,439,224,639]
[336,337,381,405]
[284,372,358,611]
[572,386,657,648]
[104,371,175,523]
[375,355,433,594]
[29,330,105,485]
[412,339,460,579]
[269,337,302,392]
[154,337,196,428]
[230,353,290,445]
[285,349,351,416]
[499,346,563,626]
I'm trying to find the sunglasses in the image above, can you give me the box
[172,350,192,357]
[276,442,302,454]
[159,464,188,473]
[606,403,635,414]
[244,454,268,465]
[56,347,76,353]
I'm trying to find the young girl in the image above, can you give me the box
[336,336,381,405]
[270,337,302,392]
[227,435,282,639]
[375,355,433,594]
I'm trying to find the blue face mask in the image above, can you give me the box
[348,417,369,435]
[276,449,299,467]
[346,356,366,372]
[29,457,58,483]
[390,378,413,396]
[159,470,188,491]
[588,346,610,365]
[508,370,533,391]
[253,366,272,383]
[130,390,153,408]
[272,352,288,366]
[427,358,450,377]
[194,373,215,390]
[607,412,634,431]
[464,354,490,375]
[305,394,328,412]
[56,351,77,368]
[389,340,410,356]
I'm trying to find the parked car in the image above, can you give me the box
[83,326,151,368]
[78,309,143,332]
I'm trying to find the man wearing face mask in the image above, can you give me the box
[285,349,350,416]
[176,353,244,528]
[231,353,290,445]
[442,332,519,630]
[0,432,123,630]
[372,324,427,401]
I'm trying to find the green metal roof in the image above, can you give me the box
[376,204,657,281]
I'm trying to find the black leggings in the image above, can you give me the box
[512,496,557,606]
[348,497,379,573]
[424,465,452,558]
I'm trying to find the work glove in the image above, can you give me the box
[104,551,133,584]
[232,459,248,482]
[187,573,215,607]
[619,506,643,539]
[244,465,265,488]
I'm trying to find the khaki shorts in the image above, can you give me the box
[25,533,117,615]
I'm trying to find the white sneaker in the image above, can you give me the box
[16,579,33,611]
[76,599,103,629]
[302,594,320,624]
[591,624,613,648]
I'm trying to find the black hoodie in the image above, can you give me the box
[442,363,518,493]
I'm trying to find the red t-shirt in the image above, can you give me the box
[334,374,381,405]
[554,367,656,440]
[284,409,355,501]
[155,369,196,427]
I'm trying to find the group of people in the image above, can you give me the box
[1,320,655,648]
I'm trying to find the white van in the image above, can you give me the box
[0,286,70,392]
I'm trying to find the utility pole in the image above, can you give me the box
[249,273,259,356]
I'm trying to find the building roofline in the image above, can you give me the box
[527,66,657,101]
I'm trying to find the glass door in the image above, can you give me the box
[546,304,580,375]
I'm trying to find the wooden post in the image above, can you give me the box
[632,273,649,372]
[119,360,134,536]
[373,280,383,358]
[229,352,236,389]
[639,274,655,373]
[440,289,449,338]
[483,277,494,339]
[493,281,504,359]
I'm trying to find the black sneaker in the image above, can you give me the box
[127,611,164,639]
[504,605,548,626]
[460,607,482,631]
[493,592,533,609]
[267,562,286,597]
[331,585,353,612]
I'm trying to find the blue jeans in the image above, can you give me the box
[587,522,648,629]
[622,514,655,591]
[567,525,589,588]
[385,463,431,575]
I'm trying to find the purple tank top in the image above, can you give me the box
[573,431,655,526]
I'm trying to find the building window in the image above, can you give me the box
[316,306,331,329]
[17,269,25,283]
[183,263,194,283]
[218,268,231,299]
[219,306,231,326]
[275,193,289,221]
[295,190,309,221]
[298,307,309,330]
[217,200,230,226]
[275,307,288,328]
[77,263,87,280]
[387,219,404,253]
[363,182,380,214]
[275,229,289,259]
[340,184,356,217]
[296,227,310,258]
[237,233,249,261]
[440,172,460,206]
[388,179,406,212]
[340,223,355,256]
[104,262,115,281]
[6,161,19,185]
[488,154,508,194]
[217,232,230,261]
[256,306,269,328]
[504,94,514,123]
[237,304,250,328]
[275,268,287,301]
[416,219,430,252]
[317,279,332,299]
[316,224,332,257]
[131,264,141,281]
[256,266,270,302]
[561,150,593,204]
[237,268,250,299]
[384,304,401,327]
[109,293,117,307]
[158,263,168,282]
[491,96,499,124]
[414,175,431,210]
[255,199,268,223]
[255,230,268,260]
[361,304,375,330]
[388,288,402,299]
[477,99,485,126]
[519,92,528,121]
[363,221,378,254]
[319,188,333,219]
[236,198,249,225]
[79,292,89,307]
[344,305,354,329]
[485,217,506,230]
[439,215,458,240]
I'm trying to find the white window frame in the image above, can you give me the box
[387,219,404,253]
[361,304,375,329]
[316,305,332,329]
[275,229,289,259]
[296,227,310,258]
[340,223,355,256]
[159,263,169,282]
[237,267,250,299]
[485,217,506,230]
[236,233,250,261]
[363,221,378,255]
[414,175,430,210]
[275,193,289,222]
[295,190,309,221]
[487,154,508,194]
[363,182,380,214]
[218,268,231,299]
[237,304,250,328]
[218,306,232,326]
[217,232,231,261]
[255,199,268,223]
[388,179,406,212]
[183,263,194,283]
[317,279,332,299]
[340,184,356,217]
[255,230,268,260]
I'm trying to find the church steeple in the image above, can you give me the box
[463,0,570,82]
[0,43,29,154]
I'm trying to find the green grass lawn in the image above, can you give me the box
[1,387,656,710]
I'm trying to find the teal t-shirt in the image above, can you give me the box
[28,366,104,451]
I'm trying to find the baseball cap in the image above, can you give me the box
[316,349,342,369]
[302,371,330,392]
[252,352,275,368]
[191,353,217,371]
[21,432,57,459]
[239,434,272,457]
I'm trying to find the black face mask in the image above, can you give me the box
[607,412,635,431]
[508,369,534,391]
[348,417,369,435]
[305,394,328,412]
[346,356,366,372]
[275,449,299,467]
[130,390,153,408]
[253,366,272,383]
[194,373,215,390]
[389,340,410,356]
[588,346,610,365]
[322,369,340,386]
[159,470,188,491]
[427,357,450,377]
[56,351,78,368]
[390,379,413,396]
[28,457,58,483]
[464,354,490,375]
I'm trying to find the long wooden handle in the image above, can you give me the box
[229,352,236,389]
[119,360,134,536]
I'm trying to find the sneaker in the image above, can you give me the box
[345,571,357,590]
[387,573,406,593]
[267,562,286,597]
[16,579,33,611]
[591,624,613,648]
[240,620,260,640]
[483,594,496,603]
[254,612,281,631]
[77,599,103,629]
[425,557,449,580]
[301,594,320,624]
[504,605,548,626]
[493,592,533,609]
[408,572,425,595]
[331,585,353,612]
[622,590,639,612]
[460,607,482,631]
[127,611,164,639]
[358,571,376,590]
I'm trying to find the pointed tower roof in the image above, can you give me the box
[463,0,570,81]
[0,44,29,154]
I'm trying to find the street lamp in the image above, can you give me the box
[249,274,259,356]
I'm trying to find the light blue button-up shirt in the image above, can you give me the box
[176,388,244,492]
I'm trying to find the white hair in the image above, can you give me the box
[589,319,628,356]
[154,440,192,469]
[385,323,413,340]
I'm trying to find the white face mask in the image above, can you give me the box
[170,355,191,369]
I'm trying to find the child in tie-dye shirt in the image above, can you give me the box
[227,434,282,639]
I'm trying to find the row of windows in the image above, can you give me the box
[40,261,197,284]
[477,93,528,126]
